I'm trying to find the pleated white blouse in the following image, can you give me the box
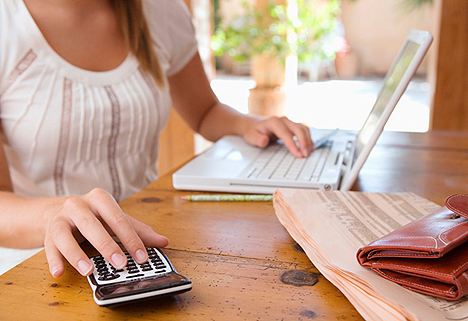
[0,0,198,201]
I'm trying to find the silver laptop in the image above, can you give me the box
[173,29,433,194]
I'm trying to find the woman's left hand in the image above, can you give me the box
[242,116,314,158]
[167,53,314,157]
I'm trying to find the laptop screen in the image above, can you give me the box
[355,40,421,158]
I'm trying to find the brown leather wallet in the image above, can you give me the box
[357,194,468,300]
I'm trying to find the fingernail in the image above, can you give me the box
[50,266,59,278]
[302,148,309,157]
[77,259,93,276]
[135,249,147,263]
[111,253,126,268]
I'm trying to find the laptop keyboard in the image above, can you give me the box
[240,142,332,182]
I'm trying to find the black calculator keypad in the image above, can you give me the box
[90,248,172,285]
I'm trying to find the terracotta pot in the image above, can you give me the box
[335,50,360,79]
[248,86,286,117]
[251,55,286,88]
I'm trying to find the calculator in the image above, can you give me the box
[86,247,192,306]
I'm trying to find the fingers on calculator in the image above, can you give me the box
[86,247,192,306]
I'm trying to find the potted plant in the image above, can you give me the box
[211,0,341,116]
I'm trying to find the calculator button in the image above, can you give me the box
[90,248,175,286]
[99,274,120,281]
[126,274,145,279]
[128,269,141,274]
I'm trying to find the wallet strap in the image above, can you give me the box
[446,194,468,219]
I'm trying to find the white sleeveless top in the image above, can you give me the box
[0,0,198,201]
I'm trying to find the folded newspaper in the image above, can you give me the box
[273,189,468,321]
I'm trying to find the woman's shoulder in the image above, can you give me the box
[142,0,195,48]
[143,0,194,37]
[0,0,24,19]
[142,0,197,77]
[0,1,35,42]
[0,1,35,82]
[142,0,191,19]
[0,1,21,24]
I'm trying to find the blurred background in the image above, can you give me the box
[192,0,436,151]
[159,0,466,176]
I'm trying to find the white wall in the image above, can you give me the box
[340,0,438,76]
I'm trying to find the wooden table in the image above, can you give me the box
[1,130,468,320]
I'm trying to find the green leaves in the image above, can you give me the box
[211,0,341,64]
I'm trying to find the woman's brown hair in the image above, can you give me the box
[111,0,164,86]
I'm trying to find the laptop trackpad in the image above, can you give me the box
[181,137,261,178]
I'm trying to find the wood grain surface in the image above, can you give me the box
[1,130,467,320]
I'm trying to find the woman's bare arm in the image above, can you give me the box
[168,53,314,158]
[0,144,168,278]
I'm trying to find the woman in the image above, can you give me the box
[0,0,313,278]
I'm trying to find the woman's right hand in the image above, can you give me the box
[43,188,169,278]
